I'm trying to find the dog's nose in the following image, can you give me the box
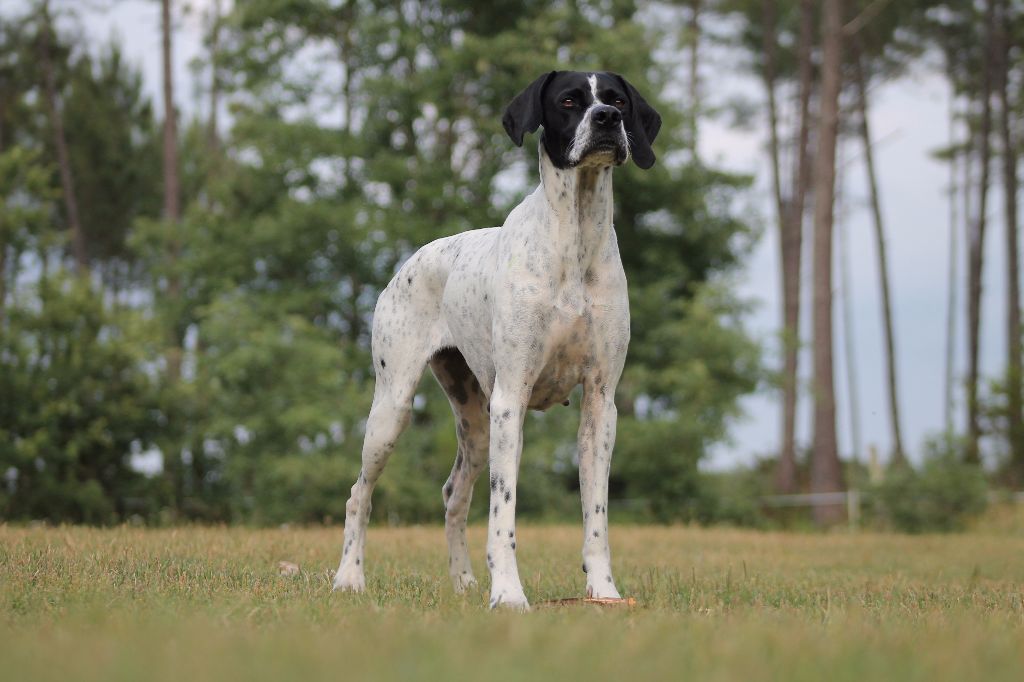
[592,104,622,128]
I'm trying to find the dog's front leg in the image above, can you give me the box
[578,382,622,599]
[485,379,530,610]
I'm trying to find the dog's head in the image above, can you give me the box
[502,71,662,170]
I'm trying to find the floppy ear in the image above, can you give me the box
[502,71,557,147]
[611,73,662,169]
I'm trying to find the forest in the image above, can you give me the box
[0,0,1020,529]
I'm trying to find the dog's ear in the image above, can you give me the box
[611,73,662,169]
[502,71,557,147]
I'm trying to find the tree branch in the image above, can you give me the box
[843,0,893,37]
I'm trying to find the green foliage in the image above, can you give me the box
[0,277,164,523]
[693,466,774,528]
[0,0,764,525]
[62,42,161,274]
[0,145,58,259]
[871,438,989,534]
[969,367,1024,486]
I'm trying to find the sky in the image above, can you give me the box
[23,0,1018,470]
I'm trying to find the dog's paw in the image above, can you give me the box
[586,579,622,600]
[451,571,478,594]
[332,567,366,593]
[488,587,530,611]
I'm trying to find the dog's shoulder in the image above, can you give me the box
[389,226,500,289]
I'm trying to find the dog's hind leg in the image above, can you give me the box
[333,280,440,592]
[430,347,490,593]
[332,381,413,592]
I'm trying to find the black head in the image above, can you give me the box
[502,71,662,170]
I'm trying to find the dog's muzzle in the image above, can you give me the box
[575,104,629,166]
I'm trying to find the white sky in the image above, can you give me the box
[23,0,1019,469]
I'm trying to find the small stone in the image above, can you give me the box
[278,561,300,577]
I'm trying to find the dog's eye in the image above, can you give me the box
[561,98,575,108]
[613,98,626,110]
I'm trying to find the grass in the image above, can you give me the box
[3,522,1024,681]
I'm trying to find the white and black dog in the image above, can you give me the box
[332,71,661,609]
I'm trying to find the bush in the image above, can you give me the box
[872,439,988,533]
[693,466,771,527]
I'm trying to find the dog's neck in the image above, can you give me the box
[537,144,615,270]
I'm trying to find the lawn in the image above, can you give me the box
[2,523,1023,681]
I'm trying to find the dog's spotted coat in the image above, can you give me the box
[332,71,661,609]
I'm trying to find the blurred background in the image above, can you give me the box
[0,0,1020,531]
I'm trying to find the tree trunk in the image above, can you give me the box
[965,0,996,464]
[206,0,222,154]
[761,0,788,475]
[943,60,960,436]
[0,95,6,323]
[852,40,906,467]
[38,0,87,274]
[161,0,184,514]
[687,0,701,159]
[769,0,814,494]
[837,141,863,464]
[162,0,183,380]
[995,0,1022,481]
[337,7,363,344]
[0,243,5,326]
[811,0,844,525]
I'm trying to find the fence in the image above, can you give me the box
[760,490,1024,530]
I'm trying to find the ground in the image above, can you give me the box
[2,521,1024,681]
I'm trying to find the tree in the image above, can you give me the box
[36,0,87,274]
[994,0,1021,480]
[0,277,164,523]
[965,0,996,464]
[1,0,764,525]
[851,37,906,465]
[63,44,161,287]
[161,0,183,374]
[753,0,815,493]
[191,0,761,523]
[810,0,844,524]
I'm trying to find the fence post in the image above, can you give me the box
[847,489,861,531]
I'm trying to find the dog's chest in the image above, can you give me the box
[525,278,616,410]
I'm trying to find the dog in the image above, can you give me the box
[332,71,661,609]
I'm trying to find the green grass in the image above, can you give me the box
[3,523,1024,681]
